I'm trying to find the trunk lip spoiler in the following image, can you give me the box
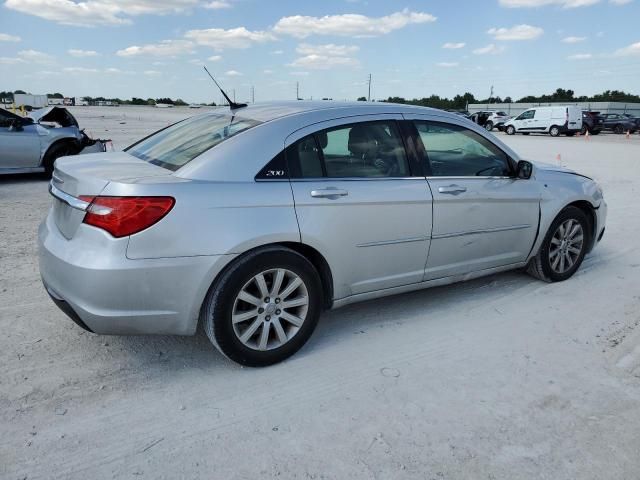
[49,182,90,212]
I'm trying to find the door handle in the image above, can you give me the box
[438,185,467,195]
[310,188,349,199]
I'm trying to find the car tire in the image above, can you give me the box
[527,206,590,283]
[614,124,624,134]
[506,125,516,135]
[580,125,588,135]
[549,125,560,137]
[484,121,493,131]
[201,246,323,367]
[43,142,76,177]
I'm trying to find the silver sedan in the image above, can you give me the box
[38,102,607,366]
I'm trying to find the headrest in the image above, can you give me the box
[348,125,377,156]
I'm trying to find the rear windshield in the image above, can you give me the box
[126,113,261,171]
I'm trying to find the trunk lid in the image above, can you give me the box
[50,151,173,239]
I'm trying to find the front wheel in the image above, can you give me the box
[527,206,590,282]
[505,125,516,135]
[549,125,561,137]
[484,121,494,131]
[201,247,323,366]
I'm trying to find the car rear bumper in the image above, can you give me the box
[38,212,234,335]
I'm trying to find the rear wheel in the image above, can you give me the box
[614,124,624,134]
[484,121,494,131]
[581,125,588,135]
[549,125,561,137]
[201,247,323,367]
[527,206,590,282]
[506,125,516,135]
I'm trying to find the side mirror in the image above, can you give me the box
[516,160,533,179]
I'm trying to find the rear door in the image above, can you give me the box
[0,112,41,168]
[408,118,541,279]
[287,115,433,299]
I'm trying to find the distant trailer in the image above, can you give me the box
[75,98,89,106]
[155,103,174,108]
[48,98,65,106]
[14,94,48,109]
[63,97,74,106]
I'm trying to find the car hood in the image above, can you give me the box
[531,160,592,180]
[28,106,79,128]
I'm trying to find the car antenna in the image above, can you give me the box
[203,66,247,110]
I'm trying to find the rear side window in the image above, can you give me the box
[126,113,261,171]
[288,121,410,179]
[414,121,512,177]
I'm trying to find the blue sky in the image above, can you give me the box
[1,0,638,103]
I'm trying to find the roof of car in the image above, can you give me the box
[208,100,444,123]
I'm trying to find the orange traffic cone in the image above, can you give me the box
[585,130,590,141]
[556,153,562,165]
[626,130,631,140]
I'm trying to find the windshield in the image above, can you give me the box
[126,113,261,171]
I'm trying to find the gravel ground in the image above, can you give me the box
[1,107,639,480]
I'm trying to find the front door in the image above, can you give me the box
[287,117,433,300]
[410,119,541,279]
[0,112,41,168]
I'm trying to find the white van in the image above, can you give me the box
[504,105,582,137]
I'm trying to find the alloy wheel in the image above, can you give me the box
[232,268,309,351]
[548,219,584,274]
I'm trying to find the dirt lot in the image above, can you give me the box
[1,107,639,480]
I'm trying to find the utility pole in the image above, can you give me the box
[251,86,255,103]
[233,89,236,103]
[490,85,494,101]
[367,73,372,101]
[296,81,300,100]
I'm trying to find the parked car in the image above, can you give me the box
[504,105,582,137]
[39,101,606,366]
[621,113,640,130]
[600,113,637,134]
[470,110,510,131]
[0,106,106,176]
[581,111,604,135]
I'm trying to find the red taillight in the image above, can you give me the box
[78,196,175,238]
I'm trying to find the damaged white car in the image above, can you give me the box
[0,106,107,177]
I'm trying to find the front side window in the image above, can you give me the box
[414,121,512,177]
[288,121,410,179]
[516,110,535,120]
[126,113,261,171]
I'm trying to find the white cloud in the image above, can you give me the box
[562,36,587,43]
[289,54,359,69]
[68,48,99,57]
[567,53,593,59]
[289,71,309,76]
[18,49,54,63]
[273,9,436,38]
[614,41,640,56]
[609,0,632,4]
[499,0,600,7]
[144,70,161,76]
[204,0,232,8]
[442,42,465,49]
[436,62,459,67]
[184,27,275,50]
[104,67,132,73]
[290,43,360,70]
[296,43,359,56]
[271,50,284,55]
[263,69,273,74]
[0,57,26,64]
[487,24,543,40]
[0,33,21,42]
[473,44,506,55]
[116,39,194,57]
[207,55,222,61]
[64,66,99,73]
[5,0,202,26]
[224,69,242,76]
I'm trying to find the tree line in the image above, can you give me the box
[375,89,640,111]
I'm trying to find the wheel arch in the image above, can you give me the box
[565,200,597,253]
[42,137,80,167]
[197,241,335,331]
